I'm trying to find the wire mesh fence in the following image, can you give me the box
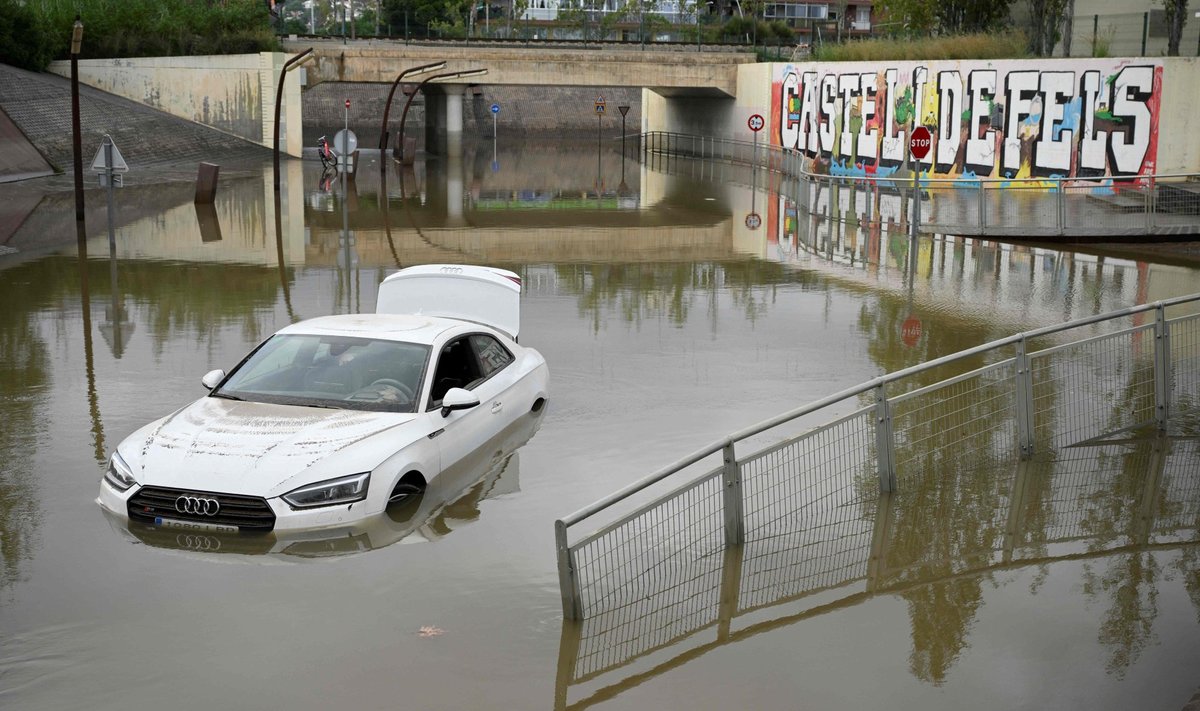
[556,435,1200,707]
[570,469,725,620]
[558,296,1199,633]
[1029,325,1158,448]
[1061,11,1200,58]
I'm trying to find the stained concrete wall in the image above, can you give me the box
[46,53,305,157]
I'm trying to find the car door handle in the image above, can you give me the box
[491,401,503,414]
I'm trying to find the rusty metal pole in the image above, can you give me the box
[396,68,488,163]
[273,48,314,193]
[379,61,446,152]
[71,16,85,224]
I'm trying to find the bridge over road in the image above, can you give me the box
[284,39,755,98]
[284,39,756,156]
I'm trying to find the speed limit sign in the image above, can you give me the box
[747,114,765,132]
[745,212,762,230]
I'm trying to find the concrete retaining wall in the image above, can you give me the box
[47,53,305,157]
[755,56,1199,181]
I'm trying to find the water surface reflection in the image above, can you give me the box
[0,138,1197,710]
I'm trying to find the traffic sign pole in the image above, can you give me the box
[908,126,932,242]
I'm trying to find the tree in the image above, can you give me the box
[1163,0,1190,55]
[1026,0,1068,56]
[876,0,1012,36]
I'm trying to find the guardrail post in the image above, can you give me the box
[874,385,896,492]
[1015,336,1036,459]
[1153,303,1171,430]
[555,520,581,620]
[721,441,745,545]
[1146,177,1155,233]
[1056,180,1065,235]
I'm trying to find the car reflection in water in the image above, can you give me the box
[101,408,543,560]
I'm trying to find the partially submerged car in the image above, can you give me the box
[102,409,542,558]
[97,265,549,535]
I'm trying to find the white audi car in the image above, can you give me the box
[97,265,549,535]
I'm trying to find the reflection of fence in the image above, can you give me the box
[555,436,1200,710]
[640,131,1200,238]
[555,294,1200,620]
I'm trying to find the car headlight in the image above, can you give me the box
[104,451,137,492]
[282,472,371,509]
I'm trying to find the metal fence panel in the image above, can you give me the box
[571,470,725,620]
[1170,313,1200,418]
[891,360,1018,479]
[1030,326,1158,448]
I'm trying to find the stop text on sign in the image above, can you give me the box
[910,126,932,160]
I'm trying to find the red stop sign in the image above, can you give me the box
[910,126,932,160]
[901,315,923,347]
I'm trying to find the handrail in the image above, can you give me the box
[557,294,1199,531]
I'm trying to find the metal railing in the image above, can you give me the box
[554,435,1200,708]
[640,131,1200,237]
[554,294,1200,620]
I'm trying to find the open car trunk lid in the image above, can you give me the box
[376,265,522,339]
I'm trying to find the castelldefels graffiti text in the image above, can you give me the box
[771,59,1162,182]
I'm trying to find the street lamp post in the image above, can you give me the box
[396,68,488,163]
[71,15,84,224]
[379,61,446,152]
[273,48,314,193]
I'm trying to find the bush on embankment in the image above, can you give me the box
[813,30,1030,61]
[0,0,279,72]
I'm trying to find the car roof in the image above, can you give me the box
[274,313,473,345]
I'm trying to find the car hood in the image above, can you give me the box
[133,397,417,495]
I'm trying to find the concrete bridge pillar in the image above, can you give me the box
[424,85,467,159]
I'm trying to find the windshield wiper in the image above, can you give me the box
[210,392,244,401]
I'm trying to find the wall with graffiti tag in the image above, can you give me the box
[771,59,1166,185]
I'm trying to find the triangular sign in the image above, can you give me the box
[90,136,129,172]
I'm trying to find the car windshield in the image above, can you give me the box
[214,334,430,413]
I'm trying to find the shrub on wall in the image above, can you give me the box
[13,0,279,70]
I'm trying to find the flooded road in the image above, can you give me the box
[1,138,1198,710]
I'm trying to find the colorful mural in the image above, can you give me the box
[771,59,1163,184]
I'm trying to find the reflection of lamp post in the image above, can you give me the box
[273,48,314,193]
[379,61,446,152]
[71,15,84,224]
[396,68,488,163]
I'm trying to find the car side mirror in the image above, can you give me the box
[201,369,225,390]
[441,387,480,417]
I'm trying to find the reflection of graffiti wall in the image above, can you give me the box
[771,59,1163,184]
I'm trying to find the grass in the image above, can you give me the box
[813,30,1030,62]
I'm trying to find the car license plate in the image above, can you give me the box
[154,516,238,533]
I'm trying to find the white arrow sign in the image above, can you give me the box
[90,135,129,173]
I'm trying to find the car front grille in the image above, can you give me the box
[128,486,276,532]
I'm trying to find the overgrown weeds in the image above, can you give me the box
[0,0,278,72]
[813,30,1030,62]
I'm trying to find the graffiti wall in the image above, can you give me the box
[771,59,1163,183]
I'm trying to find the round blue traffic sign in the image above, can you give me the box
[491,103,500,115]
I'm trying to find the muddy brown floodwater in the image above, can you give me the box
[1,138,1198,710]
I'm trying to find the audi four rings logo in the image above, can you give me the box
[175,495,220,516]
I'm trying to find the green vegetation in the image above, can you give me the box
[0,0,278,72]
[813,30,1030,61]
